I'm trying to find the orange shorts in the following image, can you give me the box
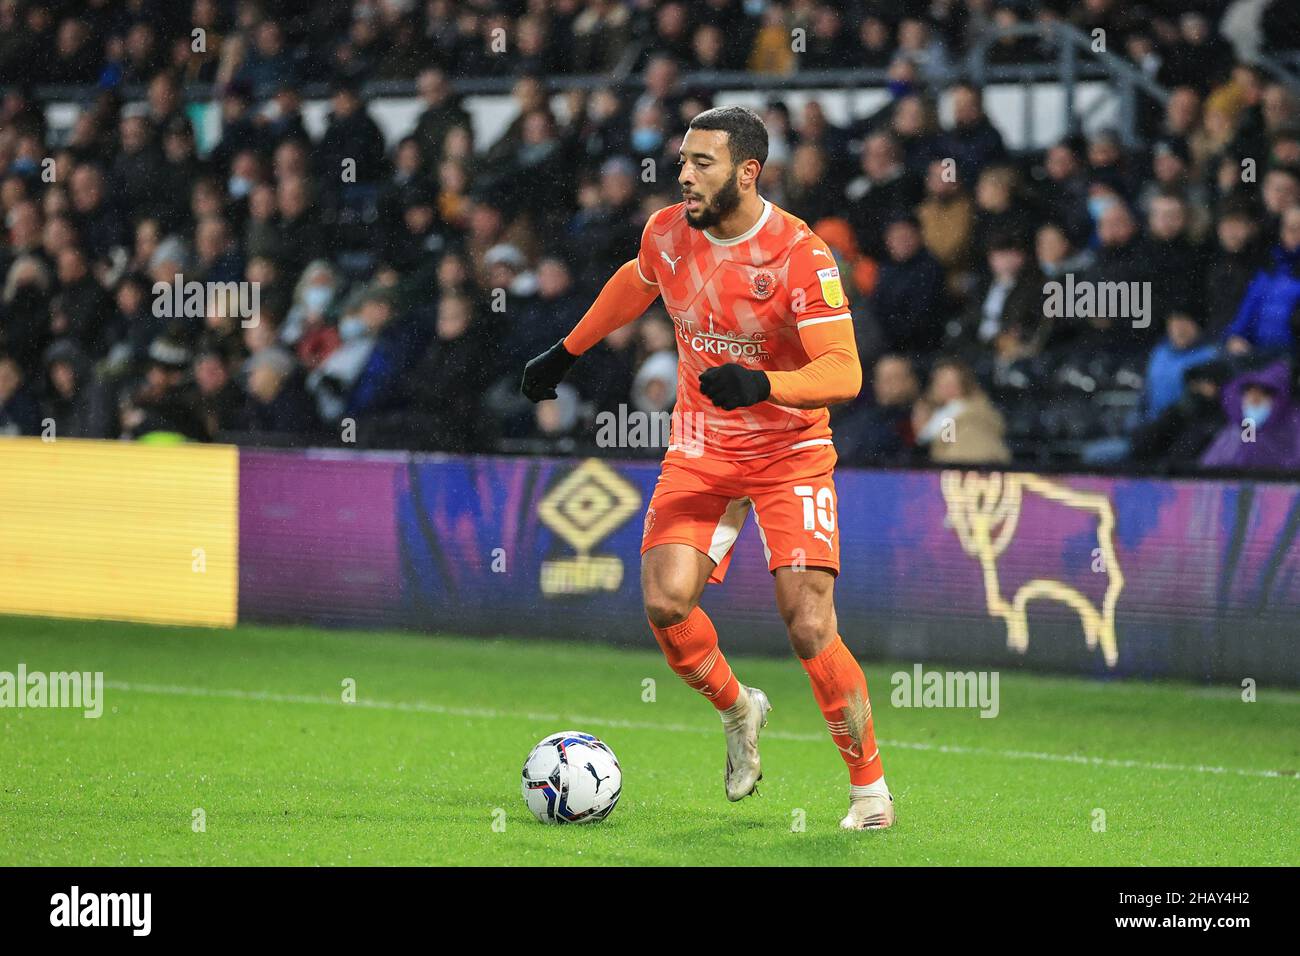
[640,441,841,584]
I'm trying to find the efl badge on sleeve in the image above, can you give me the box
[816,267,844,308]
[749,269,776,299]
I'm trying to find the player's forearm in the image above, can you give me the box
[765,346,862,408]
[764,318,862,408]
[562,260,659,356]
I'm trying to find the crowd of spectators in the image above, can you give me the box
[2,0,1300,474]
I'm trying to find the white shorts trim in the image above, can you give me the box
[667,437,834,454]
[750,503,773,563]
[706,498,751,565]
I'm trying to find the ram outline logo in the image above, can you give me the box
[940,471,1124,667]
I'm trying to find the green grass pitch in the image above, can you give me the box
[0,614,1296,866]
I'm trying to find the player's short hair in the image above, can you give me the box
[688,106,768,171]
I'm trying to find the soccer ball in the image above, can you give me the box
[521,730,622,824]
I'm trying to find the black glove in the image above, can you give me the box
[521,338,579,402]
[699,363,771,410]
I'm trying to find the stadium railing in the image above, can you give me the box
[1255,50,1300,96]
[967,22,1169,149]
[13,23,1168,153]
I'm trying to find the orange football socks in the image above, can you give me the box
[800,636,884,785]
[649,606,741,712]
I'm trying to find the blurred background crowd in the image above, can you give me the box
[2,0,1300,474]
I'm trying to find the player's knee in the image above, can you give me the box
[643,585,695,629]
[785,610,835,658]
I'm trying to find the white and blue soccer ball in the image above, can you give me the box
[521,731,622,824]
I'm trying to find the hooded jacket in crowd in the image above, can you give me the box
[1199,359,1300,470]
[1226,244,1300,351]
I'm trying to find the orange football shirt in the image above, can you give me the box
[635,198,856,460]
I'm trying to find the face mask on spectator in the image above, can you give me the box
[228,176,252,199]
[631,128,663,153]
[338,316,368,341]
[1087,196,1113,222]
[519,141,557,166]
[303,286,333,314]
[1242,399,1273,427]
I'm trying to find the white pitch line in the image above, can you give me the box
[103,681,1297,782]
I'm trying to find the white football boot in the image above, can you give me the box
[840,780,896,830]
[720,685,771,801]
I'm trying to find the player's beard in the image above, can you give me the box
[683,169,742,230]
